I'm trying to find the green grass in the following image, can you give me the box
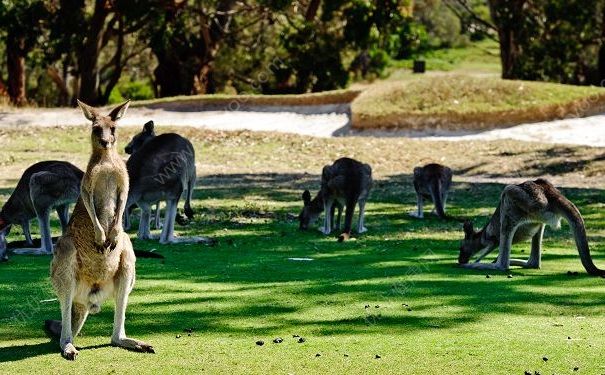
[1,128,605,374]
[387,39,502,77]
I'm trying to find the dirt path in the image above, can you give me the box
[1,104,604,146]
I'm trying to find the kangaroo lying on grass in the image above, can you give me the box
[409,163,452,219]
[299,157,372,242]
[46,100,153,360]
[459,178,605,276]
[124,121,206,244]
[0,161,82,260]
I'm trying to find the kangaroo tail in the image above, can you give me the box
[184,164,196,220]
[560,199,605,276]
[429,178,447,219]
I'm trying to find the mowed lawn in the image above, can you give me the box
[0,127,604,374]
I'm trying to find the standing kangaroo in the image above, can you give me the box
[124,121,201,244]
[0,161,82,260]
[299,157,372,242]
[46,100,154,360]
[409,163,452,219]
[459,178,605,276]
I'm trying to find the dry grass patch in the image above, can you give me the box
[132,89,361,110]
[352,74,605,131]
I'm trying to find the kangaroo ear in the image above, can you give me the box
[144,120,154,133]
[302,190,311,205]
[108,100,131,121]
[77,99,99,122]
[463,220,474,237]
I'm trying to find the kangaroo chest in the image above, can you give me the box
[91,165,124,230]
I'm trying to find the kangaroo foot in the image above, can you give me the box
[12,247,52,255]
[112,337,155,353]
[62,343,79,360]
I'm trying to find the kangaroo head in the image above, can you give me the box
[77,99,130,151]
[458,220,481,264]
[125,120,155,154]
[299,190,321,230]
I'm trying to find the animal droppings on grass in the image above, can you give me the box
[407,308,412,312]
[542,356,548,362]
[365,305,370,309]
[524,371,532,375]
[272,337,283,344]
[298,337,306,343]
[375,305,380,308]
[507,274,513,279]
[573,367,579,371]
[568,336,572,340]
[256,340,264,346]
[176,335,181,339]
[375,355,381,359]
[485,275,491,278]
[292,334,300,338]
[344,354,349,357]
[315,353,321,357]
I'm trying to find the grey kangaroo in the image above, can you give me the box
[124,121,201,244]
[0,161,82,260]
[47,99,154,360]
[299,157,372,242]
[409,163,452,219]
[459,178,605,276]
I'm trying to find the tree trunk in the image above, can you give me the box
[598,2,605,85]
[77,0,109,104]
[305,0,321,21]
[487,0,526,79]
[6,34,27,106]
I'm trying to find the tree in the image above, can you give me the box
[0,1,48,106]
[144,0,242,97]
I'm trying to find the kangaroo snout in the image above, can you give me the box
[99,139,111,149]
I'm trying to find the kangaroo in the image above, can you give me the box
[409,163,452,219]
[124,121,202,244]
[0,161,82,260]
[46,100,154,360]
[459,178,605,276]
[299,189,343,231]
[299,157,372,242]
[124,121,162,231]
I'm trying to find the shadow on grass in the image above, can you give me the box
[1,172,604,361]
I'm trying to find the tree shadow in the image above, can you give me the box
[1,172,604,362]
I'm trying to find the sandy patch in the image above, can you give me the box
[1,104,605,146]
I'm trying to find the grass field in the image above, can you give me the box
[352,74,605,131]
[1,127,605,374]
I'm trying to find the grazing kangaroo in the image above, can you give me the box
[0,161,82,260]
[409,163,452,219]
[459,178,605,276]
[124,122,163,231]
[299,157,372,242]
[47,100,154,360]
[124,121,201,244]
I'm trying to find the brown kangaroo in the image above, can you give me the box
[459,178,605,276]
[46,100,154,360]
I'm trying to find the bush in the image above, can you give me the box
[109,80,155,103]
